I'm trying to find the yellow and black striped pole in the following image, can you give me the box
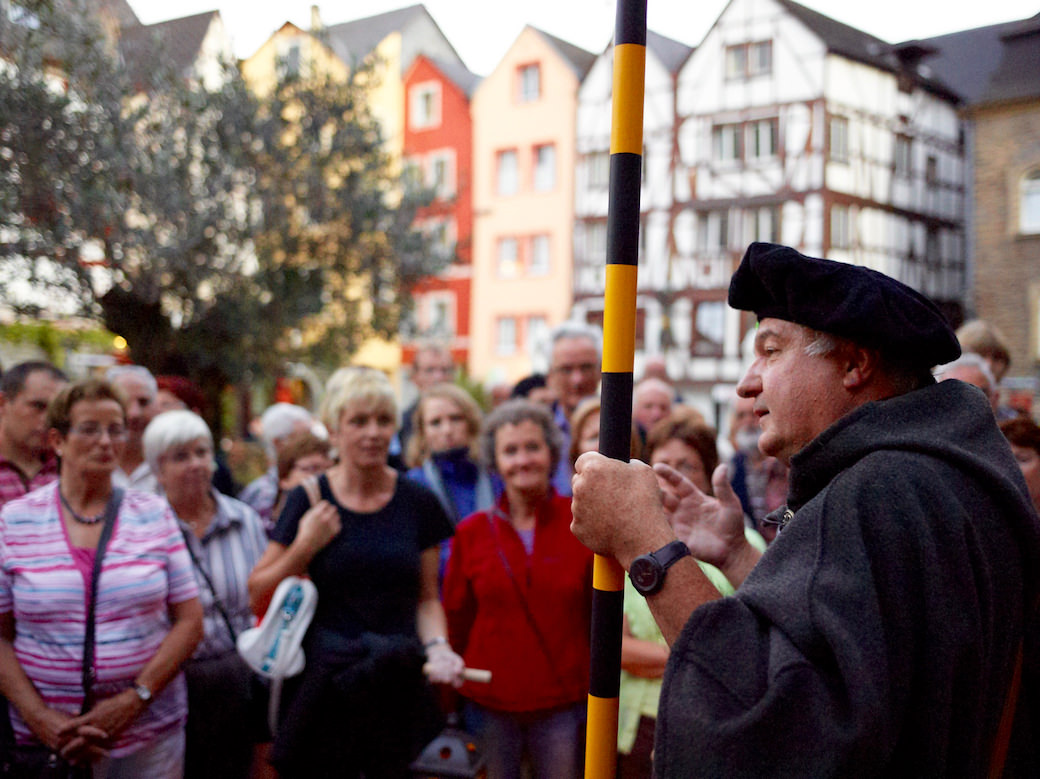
[585,1,646,777]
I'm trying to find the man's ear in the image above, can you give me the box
[842,345,881,390]
[47,427,63,459]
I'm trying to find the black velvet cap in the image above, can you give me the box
[729,242,961,366]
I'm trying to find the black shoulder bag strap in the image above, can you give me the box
[81,488,124,714]
[486,509,568,690]
[178,524,238,646]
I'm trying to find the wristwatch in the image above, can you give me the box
[132,682,153,705]
[629,540,691,596]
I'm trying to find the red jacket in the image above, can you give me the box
[443,490,593,712]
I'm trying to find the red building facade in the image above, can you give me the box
[401,54,477,369]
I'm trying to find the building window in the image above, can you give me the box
[428,151,455,198]
[527,315,549,353]
[496,149,518,196]
[533,144,556,191]
[692,300,726,356]
[530,235,551,275]
[423,217,455,260]
[746,118,778,161]
[925,155,938,187]
[586,222,608,262]
[698,210,730,251]
[281,41,302,76]
[517,63,540,102]
[829,116,849,162]
[1022,169,1040,234]
[497,237,519,277]
[409,82,440,130]
[725,41,772,79]
[712,124,742,163]
[402,157,423,190]
[496,317,517,356]
[743,206,779,244]
[831,204,851,249]
[894,135,912,177]
[587,151,610,189]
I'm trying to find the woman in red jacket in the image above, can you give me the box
[443,399,593,779]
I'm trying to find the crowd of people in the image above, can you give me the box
[1,242,1039,777]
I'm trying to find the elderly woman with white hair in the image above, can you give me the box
[247,368,465,778]
[143,410,268,779]
[239,402,319,533]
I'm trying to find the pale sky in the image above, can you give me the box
[129,0,1039,77]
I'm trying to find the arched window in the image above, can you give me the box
[1021,168,1040,234]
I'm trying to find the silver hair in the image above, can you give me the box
[479,399,563,479]
[142,410,214,476]
[550,320,603,357]
[935,352,996,391]
[803,330,841,357]
[260,403,314,445]
[105,364,157,398]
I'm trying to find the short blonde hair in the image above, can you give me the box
[406,383,483,467]
[320,367,396,431]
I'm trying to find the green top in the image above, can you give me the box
[617,527,767,754]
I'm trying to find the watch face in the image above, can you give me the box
[629,556,661,594]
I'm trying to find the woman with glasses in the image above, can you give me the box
[0,379,203,777]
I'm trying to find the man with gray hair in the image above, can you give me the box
[106,364,160,493]
[238,402,317,532]
[572,243,1040,775]
[546,321,602,495]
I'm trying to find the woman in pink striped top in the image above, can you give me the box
[0,379,203,777]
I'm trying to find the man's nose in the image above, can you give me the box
[736,366,762,398]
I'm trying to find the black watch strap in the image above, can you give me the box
[629,539,691,596]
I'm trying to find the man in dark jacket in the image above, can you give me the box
[572,242,1040,777]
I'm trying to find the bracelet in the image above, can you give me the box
[424,636,449,650]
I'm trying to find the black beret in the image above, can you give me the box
[729,242,961,366]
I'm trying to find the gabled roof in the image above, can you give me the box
[647,30,693,74]
[917,14,1040,106]
[979,17,1040,105]
[322,4,462,70]
[775,0,959,101]
[85,0,141,31]
[531,26,597,81]
[119,11,218,83]
[427,55,480,98]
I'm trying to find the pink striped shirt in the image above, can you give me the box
[0,482,199,756]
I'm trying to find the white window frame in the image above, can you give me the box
[586,222,608,262]
[698,210,730,251]
[497,237,519,278]
[527,315,549,354]
[587,151,610,189]
[831,204,851,249]
[829,116,849,162]
[533,144,556,191]
[496,317,517,356]
[894,135,912,177]
[712,124,741,163]
[496,149,519,196]
[427,150,456,199]
[530,235,551,276]
[517,63,540,103]
[746,119,777,161]
[409,81,441,130]
[1021,170,1040,234]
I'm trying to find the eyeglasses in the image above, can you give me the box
[551,363,599,377]
[68,423,128,441]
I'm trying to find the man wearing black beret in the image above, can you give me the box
[572,243,1040,776]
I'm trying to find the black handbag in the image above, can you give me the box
[2,489,124,779]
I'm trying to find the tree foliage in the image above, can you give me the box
[0,0,443,417]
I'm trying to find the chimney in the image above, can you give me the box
[310,5,323,32]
